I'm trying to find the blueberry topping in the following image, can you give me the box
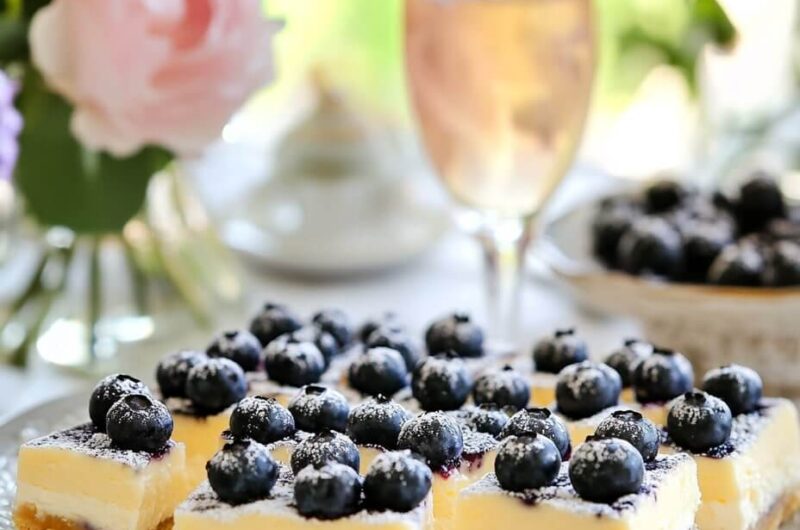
[411,355,472,411]
[472,366,530,411]
[312,309,353,348]
[667,391,733,452]
[366,327,422,372]
[263,335,326,387]
[500,408,571,460]
[569,438,644,503]
[290,431,360,474]
[105,394,173,453]
[156,350,207,399]
[633,348,694,404]
[763,241,800,286]
[424,312,484,358]
[89,374,151,431]
[532,328,588,374]
[289,327,340,367]
[207,330,262,372]
[644,179,690,213]
[185,358,247,414]
[249,302,303,346]
[348,347,409,397]
[207,439,278,505]
[289,385,350,433]
[364,451,432,512]
[735,174,786,233]
[594,410,659,462]
[555,362,622,420]
[346,396,411,449]
[398,412,463,471]
[229,396,295,444]
[702,364,763,415]
[294,463,362,520]
[617,217,684,277]
[604,339,652,388]
[707,241,765,286]
[495,434,561,492]
[466,404,509,437]
[358,312,403,343]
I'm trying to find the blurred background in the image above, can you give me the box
[0,0,799,418]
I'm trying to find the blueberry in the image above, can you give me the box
[312,309,354,348]
[289,327,340,366]
[617,217,684,278]
[366,327,422,372]
[604,339,652,388]
[89,374,152,431]
[364,451,432,512]
[249,302,302,346]
[185,358,247,414]
[289,385,350,433]
[358,312,403,343]
[500,408,571,460]
[644,179,690,213]
[156,350,207,400]
[398,412,463,471]
[294,463,362,520]
[263,335,326,387]
[290,431,361,474]
[594,410,659,462]
[532,328,588,374]
[682,220,734,281]
[411,355,472,411]
[667,391,732,452]
[702,364,762,415]
[472,366,530,411]
[592,201,638,267]
[735,174,786,233]
[569,438,644,503]
[495,434,561,492]
[424,313,484,358]
[633,348,694,404]
[466,404,509,437]
[229,396,295,444]
[207,330,262,372]
[348,347,409,398]
[347,396,411,449]
[707,242,765,286]
[105,394,173,453]
[207,439,278,505]
[556,362,622,420]
[763,241,800,286]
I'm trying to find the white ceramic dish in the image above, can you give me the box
[541,198,800,398]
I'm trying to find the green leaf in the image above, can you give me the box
[0,18,28,65]
[14,66,173,234]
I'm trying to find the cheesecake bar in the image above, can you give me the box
[453,454,700,530]
[557,405,635,448]
[15,424,190,530]
[664,396,800,530]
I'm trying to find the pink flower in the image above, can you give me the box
[29,0,280,157]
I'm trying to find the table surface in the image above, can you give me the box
[0,172,639,424]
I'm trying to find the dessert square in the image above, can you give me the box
[664,398,800,530]
[168,399,234,488]
[14,424,190,530]
[453,454,700,530]
[173,470,434,530]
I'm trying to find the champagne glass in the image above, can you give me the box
[405,0,596,347]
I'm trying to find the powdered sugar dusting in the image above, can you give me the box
[24,424,175,469]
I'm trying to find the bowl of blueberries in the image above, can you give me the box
[542,172,800,398]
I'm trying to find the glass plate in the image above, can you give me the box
[0,393,86,529]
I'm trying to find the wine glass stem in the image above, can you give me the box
[476,214,533,351]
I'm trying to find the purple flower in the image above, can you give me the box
[0,70,22,181]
